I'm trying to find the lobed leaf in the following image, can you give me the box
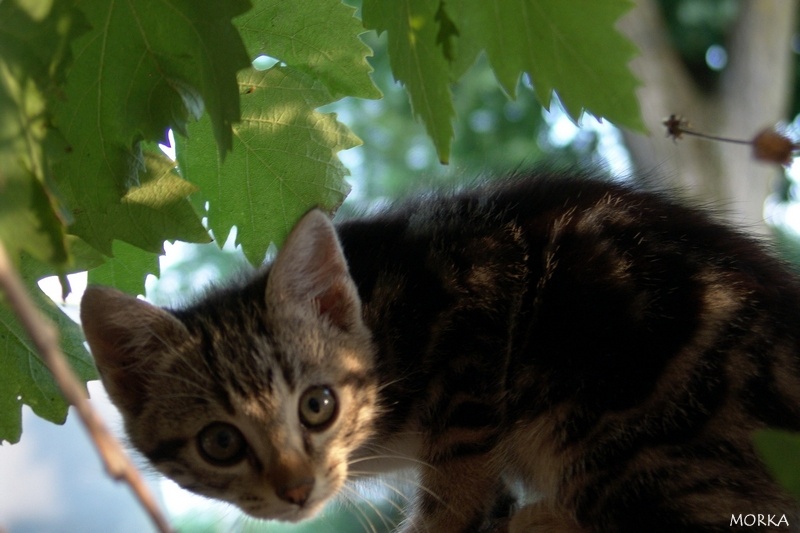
[365,0,643,161]
[56,150,210,256]
[87,241,160,297]
[177,67,357,264]
[20,237,105,284]
[52,0,250,255]
[238,0,381,101]
[0,278,97,445]
[0,0,86,265]
[363,0,456,164]
[451,0,643,130]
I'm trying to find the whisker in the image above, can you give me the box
[345,485,387,533]
[348,453,437,471]
[345,469,465,530]
[351,478,410,519]
[375,376,405,393]
[339,485,379,533]
[347,475,412,507]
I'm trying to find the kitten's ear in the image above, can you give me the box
[80,286,190,416]
[267,209,362,331]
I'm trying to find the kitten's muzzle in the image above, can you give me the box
[277,477,315,507]
[272,452,315,507]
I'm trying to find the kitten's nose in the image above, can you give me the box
[277,477,315,506]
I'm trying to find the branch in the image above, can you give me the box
[714,1,798,231]
[618,0,797,232]
[617,0,723,195]
[0,243,173,533]
[721,1,797,121]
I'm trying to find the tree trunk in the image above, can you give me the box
[618,0,797,234]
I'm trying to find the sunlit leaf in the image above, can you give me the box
[178,67,357,264]
[363,0,643,162]
[238,0,381,100]
[52,0,250,254]
[0,0,86,265]
[57,150,209,256]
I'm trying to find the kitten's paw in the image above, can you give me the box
[509,503,587,533]
[480,517,510,533]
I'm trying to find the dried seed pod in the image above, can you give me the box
[751,128,797,165]
[663,114,687,140]
[664,114,798,166]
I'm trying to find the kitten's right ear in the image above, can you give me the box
[80,286,190,416]
[267,209,363,331]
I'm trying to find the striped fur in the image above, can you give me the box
[82,171,800,532]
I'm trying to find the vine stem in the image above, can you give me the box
[0,243,173,533]
[677,129,754,145]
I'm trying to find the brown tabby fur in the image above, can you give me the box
[81,171,800,532]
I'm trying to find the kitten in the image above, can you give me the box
[81,171,800,532]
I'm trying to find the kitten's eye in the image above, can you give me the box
[299,386,338,430]
[197,422,247,466]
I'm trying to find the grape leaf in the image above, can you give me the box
[365,0,643,162]
[21,237,105,284]
[65,0,250,152]
[87,240,160,297]
[1,239,102,444]
[0,0,86,265]
[0,279,96,445]
[754,429,800,501]
[20,235,106,302]
[451,0,643,130]
[177,67,357,264]
[238,0,381,100]
[57,150,210,256]
[363,0,456,164]
[52,0,250,255]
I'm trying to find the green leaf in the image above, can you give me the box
[0,0,86,265]
[754,429,800,501]
[363,0,456,164]
[64,0,250,152]
[434,0,460,63]
[52,0,250,254]
[58,150,210,255]
[0,279,97,445]
[0,143,68,264]
[20,235,106,300]
[452,0,643,130]
[87,240,159,296]
[178,67,357,264]
[238,0,381,100]
[21,236,106,282]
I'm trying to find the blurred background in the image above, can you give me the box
[4,0,800,531]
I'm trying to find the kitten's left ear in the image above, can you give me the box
[266,209,362,331]
[81,286,190,417]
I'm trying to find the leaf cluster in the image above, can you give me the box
[0,0,642,444]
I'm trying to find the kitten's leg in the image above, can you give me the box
[480,484,518,533]
[399,453,501,533]
[508,502,588,533]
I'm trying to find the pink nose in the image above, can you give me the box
[277,477,315,507]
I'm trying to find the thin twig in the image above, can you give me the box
[676,130,754,145]
[0,243,173,533]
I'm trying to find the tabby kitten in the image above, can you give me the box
[81,171,800,532]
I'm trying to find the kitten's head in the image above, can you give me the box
[80,210,378,522]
